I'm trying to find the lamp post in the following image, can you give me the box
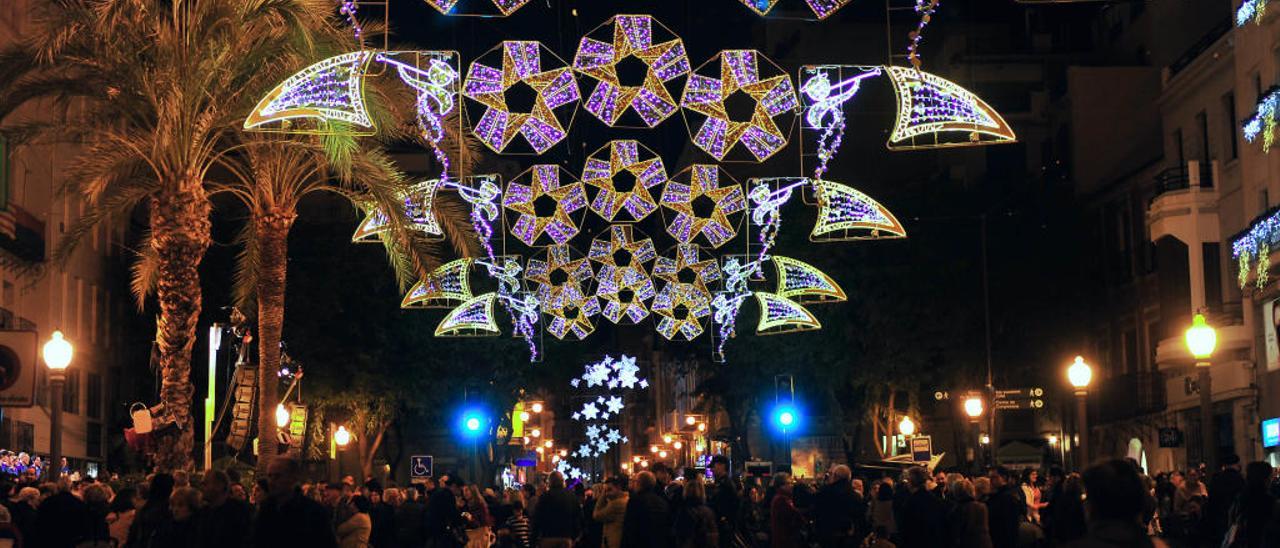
[963,396,984,471]
[1067,356,1093,470]
[42,331,72,480]
[898,416,916,457]
[1185,313,1218,472]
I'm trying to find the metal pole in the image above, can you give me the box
[49,376,63,480]
[1075,391,1089,471]
[1199,365,1216,472]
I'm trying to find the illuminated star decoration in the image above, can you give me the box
[352,179,445,242]
[245,51,375,133]
[376,52,460,180]
[573,15,690,128]
[884,66,1016,149]
[424,0,531,16]
[737,0,854,21]
[504,165,587,246]
[660,165,746,248]
[402,258,473,309]
[772,256,845,304]
[1238,0,1268,26]
[568,355,648,459]
[800,66,882,180]
[582,140,668,222]
[463,41,581,154]
[1244,87,1280,153]
[652,245,722,340]
[809,179,907,242]
[680,50,798,162]
[435,293,501,336]
[525,245,598,340]
[589,225,658,324]
[907,0,941,70]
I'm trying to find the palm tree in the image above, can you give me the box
[0,0,356,470]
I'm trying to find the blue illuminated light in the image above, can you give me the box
[1264,417,1280,448]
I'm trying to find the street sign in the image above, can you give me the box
[995,387,1045,399]
[993,398,1044,410]
[933,391,950,401]
[911,436,932,463]
[1159,427,1184,448]
[410,455,433,479]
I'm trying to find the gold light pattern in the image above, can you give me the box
[245,52,374,134]
[588,225,657,324]
[810,179,907,242]
[660,164,746,248]
[582,140,668,222]
[736,0,854,20]
[754,292,821,334]
[352,179,444,243]
[652,244,722,340]
[572,15,690,128]
[525,246,598,340]
[463,41,581,154]
[402,258,473,309]
[503,165,587,246]
[424,0,531,17]
[680,50,797,162]
[435,293,501,337]
[884,66,1016,150]
[772,256,845,304]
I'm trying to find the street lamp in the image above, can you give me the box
[898,416,917,437]
[1068,356,1093,470]
[334,425,352,448]
[963,396,984,471]
[275,403,291,429]
[963,397,984,422]
[42,331,72,479]
[1186,313,1218,471]
[530,402,544,414]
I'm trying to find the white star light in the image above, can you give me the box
[582,402,600,420]
[586,424,602,438]
[639,379,649,389]
[606,396,625,414]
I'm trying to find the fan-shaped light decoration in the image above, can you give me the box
[754,292,821,334]
[435,293,501,336]
[810,179,906,241]
[503,165,587,246]
[402,258,473,309]
[884,66,1015,150]
[582,140,668,222]
[245,51,375,134]
[652,245,722,340]
[588,226,657,324]
[737,0,854,20]
[572,15,690,128]
[424,0,531,17]
[772,256,845,304]
[680,50,798,162]
[463,41,580,154]
[660,165,746,248]
[525,246,598,340]
[352,179,444,242]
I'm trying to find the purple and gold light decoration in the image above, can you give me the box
[463,41,580,154]
[376,52,460,180]
[659,165,746,248]
[503,165,587,246]
[572,15,690,128]
[680,50,797,162]
[907,0,940,69]
[351,179,445,242]
[588,225,658,325]
[582,140,668,222]
[885,66,1016,150]
[799,66,881,180]
[772,256,845,304]
[402,258,473,309]
[424,0,531,17]
[525,245,599,339]
[736,0,854,21]
[245,51,375,134]
[652,245,721,340]
[809,179,906,242]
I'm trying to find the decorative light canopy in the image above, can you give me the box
[504,165,587,246]
[402,258,474,309]
[245,51,375,134]
[352,179,445,243]
[424,0,531,17]
[1243,87,1280,153]
[737,0,854,20]
[660,165,747,248]
[589,226,658,324]
[772,256,845,304]
[652,245,721,340]
[435,293,501,336]
[573,15,691,128]
[799,66,882,179]
[681,50,798,162]
[525,245,598,340]
[582,140,668,222]
[884,66,1015,150]
[754,291,821,334]
[907,0,941,69]
[463,41,580,154]
[809,179,906,241]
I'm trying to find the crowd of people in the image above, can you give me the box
[0,454,1276,547]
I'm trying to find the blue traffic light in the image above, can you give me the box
[457,407,489,439]
[770,402,801,434]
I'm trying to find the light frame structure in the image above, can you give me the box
[588,225,658,325]
[884,66,1016,151]
[423,0,531,17]
[808,179,907,242]
[245,51,376,135]
[435,292,501,337]
[660,164,747,249]
[680,50,798,162]
[524,245,599,340]
[463,41,581,154]
[352,179,446,243]
[573,15,691,128]
[772,255,846,304]
[503,165,588,246]
[582,140,668,223]
[736,0,855,21]
[402,258,474,309]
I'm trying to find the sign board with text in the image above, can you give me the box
[911,436,932,463]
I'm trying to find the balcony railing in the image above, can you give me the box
[1150,164,1214,205]
[1097,371,1167,423]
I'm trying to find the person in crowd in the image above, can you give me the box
[946,476,992,548]
[814,464,860,546]
[1069,459,1169,548]
[463,483,493,548]
[81,482,112,545]
[252,457,338,548]
[393,485,427,548]
[9,485,36,543]
[592,477,627,548]
[1175,469,1208,519]
[532,471,579,547]
[105,486,138,547]
[1225,461,1277,548]
[622,470,671,548]
[33,477,89,547]
[153,486,200,548]
[767,473,804,548]
[501,499,531,548]
[197,469,251,548]
[672,475,717,548]
[580,483,603,548]
[337,494,373,548]
[708,455,740,548]
[1019,469,1047,525]
[871,480,897,540]
[985,466,1022,548]
[369,485,398,548]
[1042,466,1065,537]
[898,466,947,548]
[1206,454,1246,542]
[425,475,464,547]
[1051,473,1087,544]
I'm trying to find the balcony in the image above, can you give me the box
[1147,162,1219,245]
[1096,372,1167,423]
[1154,318,1251,372]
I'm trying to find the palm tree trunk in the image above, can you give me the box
[255,210,295,476]
[150,184,211,472]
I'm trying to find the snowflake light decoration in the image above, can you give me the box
[810,179,906,242]
[660,165,747,248]
[246,51,375,134]
[754,292,821,334]
[435,293,501,336]
[402,258,473,309]
[424,0,531,17]
[582,140,668,222]
[463,41,580,154]
[504,165,587,246]
[572,15,690,128]
[680,50,798,162]
[352,179,444,242]
[737,0,854,21]
[568,355,647,459]
[525,245,598,340]
[884,66,1015,150]
[773,256,845,304]
[589,226,658,324]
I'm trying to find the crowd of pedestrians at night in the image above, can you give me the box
[0,453,1278,547]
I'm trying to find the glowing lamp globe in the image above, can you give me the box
[697,422,707,432]
[42,331,72,371]
[519,411,531,422]
[898,416,916,437]
[778,411,794,427]
[673,441,683,450]
[963,397,984,419]
[531,402,544,413]
[1185,314,1217,362]
[1067,356,1093,391]
[659,450,668,458]
[334,425,352,447]
[1048,434,1059,445]
[544,440,553,449]
[980,434,991,445]
[465,417,482,432]
[275,403,290,429]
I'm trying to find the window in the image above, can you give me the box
[1173,128,1185,167]
[62,369,79,415]
[1123,329,1139,374]
[86,422,102,459]
[75,277,84,339]
[89,283,98,344]
[1196,110,1211,163]
[1225,92,1238,160]
[86,372,102,420]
